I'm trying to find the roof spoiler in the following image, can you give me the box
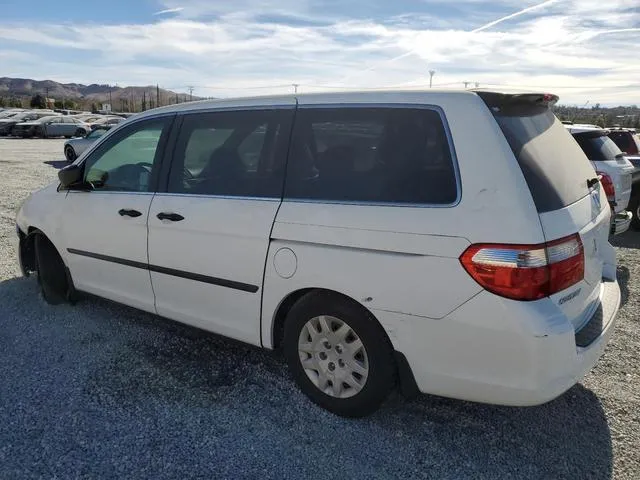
[571,129,610,139]
[475,92,559,113]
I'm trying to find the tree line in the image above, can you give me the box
[0,91,204,113]
[553,104,640,128]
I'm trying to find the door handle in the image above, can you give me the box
[118,208,142,217]
[156,212,184,222]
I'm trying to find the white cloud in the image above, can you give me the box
[470,0,560,33]
[153,7,185,16]
[0,0,639,104]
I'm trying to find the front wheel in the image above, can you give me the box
[75,128,86,137]
[64,146,77,162]
[283,291,396,417]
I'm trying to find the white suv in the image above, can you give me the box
[566,124,635,235]
[16,91,620,417]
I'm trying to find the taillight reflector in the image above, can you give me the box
[597,172,615,200]
[460,234,584,301]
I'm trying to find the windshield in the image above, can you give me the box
[88,129,108,138]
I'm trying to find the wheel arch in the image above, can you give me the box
[271,286,420,400]
[21,226,66,274]
[25,226,77,302]
[270,287,388,350]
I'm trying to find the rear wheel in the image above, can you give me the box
[75,128,86,137]
[34,126,46,139]
[283,291,396,417]
[64,146,76,162]
[34,234,69,305]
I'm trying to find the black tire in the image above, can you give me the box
[283,291,396,417]
[34,234,68,305]
[75,128,86,137]
[34,126,45,139]
[64,146,76,162]
[630,196,640,231]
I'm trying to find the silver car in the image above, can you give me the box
[63,126,111,162]
[14,116,92,138]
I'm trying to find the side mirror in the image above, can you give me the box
[58,164,84,189]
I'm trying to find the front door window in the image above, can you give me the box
[83,118,171,192]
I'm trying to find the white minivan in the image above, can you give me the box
[566,124,635,235]
[16,90,620,417]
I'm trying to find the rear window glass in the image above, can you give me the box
[492,109,594,213]
[284,107,457,205]
[608,131,639,155]
[574,133,623,161]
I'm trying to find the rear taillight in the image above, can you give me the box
[460,234,584,301]
[597,172,615,200]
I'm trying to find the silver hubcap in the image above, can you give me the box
[298,315,369,399]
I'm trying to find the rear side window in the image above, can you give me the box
[573,133,623,161]
[491,109,594,213]
[284,107,457,205]
[167,109,293,198]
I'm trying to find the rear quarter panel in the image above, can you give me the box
[260,92,546,348]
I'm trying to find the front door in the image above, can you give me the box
[62,115,174,312]
[147,106,295,345]
[44,117,63,137]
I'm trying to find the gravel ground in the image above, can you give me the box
[0,138,638,479]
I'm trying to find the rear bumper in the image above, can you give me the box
[377,279,620,406]
[611,210,632,235]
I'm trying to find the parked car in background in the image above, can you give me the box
[63,126,111,162]
[608,128,640,230]
[14,116,91,138]
[607,127,640,156]
[72,114,105,124]
[17,90,621,417]
[89,116,124,129]
[566,125,635,235]
[0,110,60,136]
[0,109,26,119]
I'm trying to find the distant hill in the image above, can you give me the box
[0,77,200,112]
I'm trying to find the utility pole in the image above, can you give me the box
[188,86,194,102]
[156,84,160,108]
[429,70,436,88]
[292,83,299,94]
[109,85,112,111]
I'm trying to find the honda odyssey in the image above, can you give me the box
[16,90,621,417]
